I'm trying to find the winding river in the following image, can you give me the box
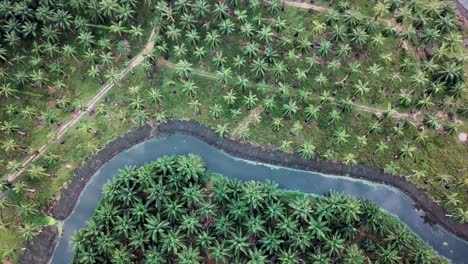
[50,134,468,264]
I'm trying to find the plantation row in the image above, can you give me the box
[74,154,447,263]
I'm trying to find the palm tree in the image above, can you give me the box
[210,241,229,263]
[327,109,342,125]
[343,244,367,264]
[215,124,230,137]
[205,30,221,49]
[213,2,229,20]
[384,161,400,175]
[298,142,316,159]
[181,81,198,97]
[0,83,18,99]
[279,248,298,264]
[377,245,401,264]
[442,193,461,207]
[333,128,350,145]
[424,114,440,129]
[317,40,332,58]
[354,79,370,96]
[290,121,303,136]
[251,58,268,79]
[304,104,320,122]
[216,68,232,86]
[349,27,369,47]
[416,95,434,110]
[338,98,353,113]
[228,230,250,259]
[271,118,283,131]
[209,104,223,119]
[1,138,18,154]
[19,224,41,241]
[452,208,468,224]
[330,24,347,42]
[243,92,258,110]
[324,233,345,257]
[282,100,298,118]
[254,228,280,254]
[223,90,237,106]
[309,248,330,263]
[449,82,465,98]
[279,140,293,152]
[398,90,412,106]
[175,60,193,79]
[27,164,48,180]
[340,152,356,165]
[444,122,458,135]
[437,61,463,85]
[369,121,382,135]
[399,144,416,159]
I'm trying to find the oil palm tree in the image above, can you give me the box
[209,104,223,119]
[27,164,48,180]
[298,142,316,159]
[175,60,193,79]
[243,92,258,110]
[282,100,298,118]
[215,124,230,137]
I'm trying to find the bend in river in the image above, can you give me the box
[51,134,468,264]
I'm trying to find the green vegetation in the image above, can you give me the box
[0,0,466,261]
[74,154,447,263]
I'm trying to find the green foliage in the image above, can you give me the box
[74,155,447,263]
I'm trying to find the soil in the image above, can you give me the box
[18,226,58,264]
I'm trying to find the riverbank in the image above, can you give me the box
[160,121,468,238]
[18,226,58,264]
[28,120,467,263]
[49,124,153,220]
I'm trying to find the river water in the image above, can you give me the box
[50,134,468,263]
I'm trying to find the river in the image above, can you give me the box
[50,134,468,263]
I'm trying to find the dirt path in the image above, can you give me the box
[282,1,329,12]
[6,29,157,183]
[353,104,414,119]
[232,105,264,136]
